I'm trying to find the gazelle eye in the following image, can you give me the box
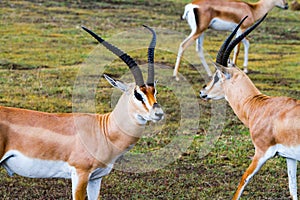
[134,90,144,102]
[213,74,220,84]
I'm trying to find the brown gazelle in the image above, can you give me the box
[0,25,164,200]
[200,14,300,199]
[173,0,288,80]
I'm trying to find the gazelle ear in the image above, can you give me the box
[213,63,231,79]
[104,74,128,92]
[214,62,227,72]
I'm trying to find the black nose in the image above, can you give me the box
[155,112,163,118]
[200,93,207,99]
[284,4,289,9]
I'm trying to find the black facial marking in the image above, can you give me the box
[134,89,144,102]
[213,74,220,84]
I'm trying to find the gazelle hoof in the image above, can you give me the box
[173,75,180,81]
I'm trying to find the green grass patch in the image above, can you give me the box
[0,0,299,199]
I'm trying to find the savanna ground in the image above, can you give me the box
[0,0,299,199]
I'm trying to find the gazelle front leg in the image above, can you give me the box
[232,27,250,73]
[242,38,250,73]
[232,39,250,74]
[232,29,243,66]
[233,150,273,200]
[232,42,241,66]
[71,169,89,200]
[196,33,212,77]
[87,178,103,200]
[286,158,298,200]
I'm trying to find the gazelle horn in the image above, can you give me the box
[143,25,157,86]
[222,13,268,67]
[215,16,248,65]
[82,26,145,87]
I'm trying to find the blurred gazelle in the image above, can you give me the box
[200,14,300,200]
[0,25,164,200]
[173,0,288,80]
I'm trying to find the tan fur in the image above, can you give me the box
[201,67,300,199]
[173,0,288,79]
[0,84,163,200]
[191,0,288,38]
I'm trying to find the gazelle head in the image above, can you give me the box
[200,14,268,100]
[274,0,289,9]
[82,26,164,124]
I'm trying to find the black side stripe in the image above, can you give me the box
[193,7,199,29]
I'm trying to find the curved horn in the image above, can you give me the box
[222,13,268,67]
[82,26,145,87]
[143,25,156,86]
[216,16,248,65]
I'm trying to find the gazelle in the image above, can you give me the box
[173,0,288,80]
[0,25,164,200]
[200,14,300,199]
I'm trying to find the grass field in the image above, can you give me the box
[0,0,299,199]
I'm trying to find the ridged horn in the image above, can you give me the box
[143,25,156,86]
[222,13,268,67]
[216,16,248,65]
[82,26,145,87]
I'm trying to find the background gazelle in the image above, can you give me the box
[173,0,288,80]
[0,25,164,200]
[200,14,300,199]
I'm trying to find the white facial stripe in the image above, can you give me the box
[135,88,153,110]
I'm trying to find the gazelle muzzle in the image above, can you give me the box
[150,103,164,122]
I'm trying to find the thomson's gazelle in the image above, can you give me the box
[174,0,288,79]
[200,14,300,200]
[0,25,164,200]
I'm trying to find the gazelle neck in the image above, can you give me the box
[252,0,278,20]
[85,92,145,166]
[108,91,146,150]
[223,69,262,127]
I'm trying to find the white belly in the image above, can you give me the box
[277,144,300,160]
[209,18,238,32]
[0,150,73,178]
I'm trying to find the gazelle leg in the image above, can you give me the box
[71,169,79,200]
[233,151,272,200]
[174,6,201,81]
[232,42,241,66]
[87,178,102,200]
[233,29,243,66]
[286,158,298,200]
[196,33,212,77]
[242,38,250,73]
[71,169,89,200]
[173,31,199,80]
